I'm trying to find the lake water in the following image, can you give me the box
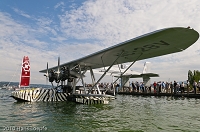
[0,88,200,132]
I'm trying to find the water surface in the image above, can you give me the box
[0,89,200,132]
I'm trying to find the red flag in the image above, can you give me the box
[19,56,30,87]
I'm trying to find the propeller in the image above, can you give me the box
[48,69,55,82]
[45,62,55,88]
[43,57,87,86]
[44,62,49,85]
[55,57,60,83]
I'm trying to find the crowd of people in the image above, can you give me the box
[127,80,200,94]
[129,81,185,94]
[85,80,200,94]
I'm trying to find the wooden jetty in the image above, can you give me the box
[118,92,200,99]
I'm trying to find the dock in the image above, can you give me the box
[118,92,200,99]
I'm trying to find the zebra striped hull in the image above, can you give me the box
[11,88,69,102]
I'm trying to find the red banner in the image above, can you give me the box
[20,56,30,87]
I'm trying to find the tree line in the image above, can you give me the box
[188,70,200,86]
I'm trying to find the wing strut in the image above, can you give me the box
[89,66,100,94]
[75,69,87,84]
[78,65,87,94]
[112,53,143,88]
[90,51,125,94]
[71,66,88,94]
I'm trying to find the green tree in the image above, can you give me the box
[188,70,193,85]
[188,70,200,86]
[194,70,200,83]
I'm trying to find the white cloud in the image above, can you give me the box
[54,2,65,9]
[0,12,56,83]
[13,8,31,18]
[1,0,200,84]
[57,0,200,83]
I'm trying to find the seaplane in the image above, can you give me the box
[11,27,199,104]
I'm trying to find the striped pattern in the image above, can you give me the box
[72,94,115,104]
[75,97,109,104]
[11,88,69,102]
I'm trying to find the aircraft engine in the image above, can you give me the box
[44,57,81,86]
[60,66,70,81]
[49,69,55,82]
[54,73,60,83]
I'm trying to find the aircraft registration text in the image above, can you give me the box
[116,40,170,57]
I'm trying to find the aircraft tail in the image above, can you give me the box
[143,76,151,87]
[142,62,151,74]
[121,64,126,69]
[142,62,159,87]
[19,56,30,88]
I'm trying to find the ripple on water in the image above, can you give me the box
[1,90,200,131]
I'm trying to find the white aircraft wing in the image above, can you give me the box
[126,73,159,78]
[98,65,141,75]
[40,27,199,73]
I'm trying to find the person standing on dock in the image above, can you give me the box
[140,82,144,93]
[166,82,169,93]
[162,82,166,93]
[136,81,140,93]
[131,81,136,92]
[153,81,157,93]
[157,82,161,93]
[170,82,173,94]
[116,83,119,93]
[180,82,184,94]
[193,81,197,94]
[198,81,200,93]
[174,81,177,94]
[187,80,190,95]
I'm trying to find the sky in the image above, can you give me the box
[1,0,200,85]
